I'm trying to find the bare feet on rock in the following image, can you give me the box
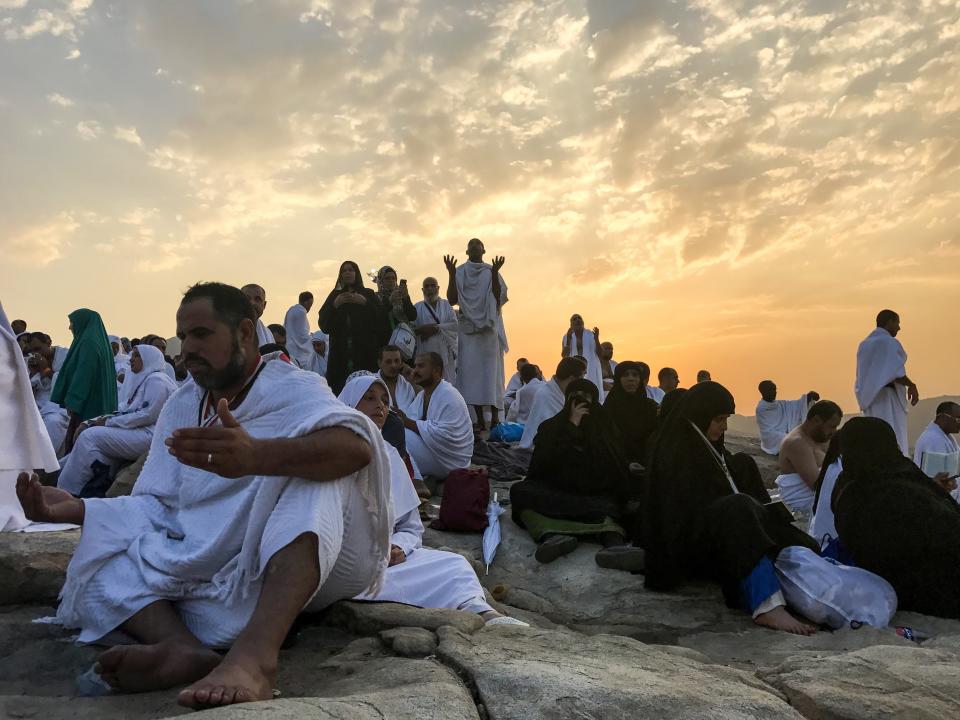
[96,641,220,693]
[177,653,275,709]
[754,606,817,635]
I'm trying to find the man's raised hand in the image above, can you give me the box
[16,472,85,525]
[443,255,458,273]
[492,255,506,272]
[166,399,259,478]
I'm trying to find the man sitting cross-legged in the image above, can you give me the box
[396,352,473,481]
[15,282,392,710]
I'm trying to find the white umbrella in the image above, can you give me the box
[483,492,506,574]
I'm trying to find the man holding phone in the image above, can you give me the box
[913,401,960,497]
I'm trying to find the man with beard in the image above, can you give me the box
[414,276,458,384]
[377,345,417,412]
[15,282,391,710]
[240,284,275,349]
[774,400,843,515]
[397,352,473,480]
[444,238,508,431]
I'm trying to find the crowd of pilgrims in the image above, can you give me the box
[3,241,960,708]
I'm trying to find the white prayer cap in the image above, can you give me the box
[311,330,328,341]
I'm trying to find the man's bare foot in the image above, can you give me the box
[177,653,274,709]
[754,606,817,635]
[96,641,220,693]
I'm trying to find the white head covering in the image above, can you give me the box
[338,371,420,522]
[118,344,177,409]
[337,371,387,410]
[311,330,329,342]
[1,300,59,531]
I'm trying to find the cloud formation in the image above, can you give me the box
[1,0,958,407]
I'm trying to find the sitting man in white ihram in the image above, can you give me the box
[15,282,392,711]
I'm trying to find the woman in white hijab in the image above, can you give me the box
[0,301,59,531]
[339,372,526,626]
[57,344,178,497]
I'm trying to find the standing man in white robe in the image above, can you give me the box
[445,238,508,431]
[377,345,417,411]
[240,284,275,348]
[755,380,820,455]
[519,357,587,450]
[855,309,919,454]
[15,282,391,710]
[57,344,178,496]
[503,357,528,413]
[561,314,605,400]
[283,291,314,370]
[913,401,960,501]
[398,352,473,479]
[414,276,458,384]
[1,302,60,532]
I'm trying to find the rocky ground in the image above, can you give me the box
[2,432,959,719]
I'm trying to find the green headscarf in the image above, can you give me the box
[50,308,118,420]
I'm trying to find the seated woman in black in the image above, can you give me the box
[510,379,645,570]
[833,417,960,619]
[603,361,659,465]
[644,381,820,634]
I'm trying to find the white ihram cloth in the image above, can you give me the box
[0,301,60,532]
[310,330,329,377]
[756,396,810,455]
[503,372,522,411]
[506,378,543,424]
[808,459,842,547]
[355,444,491,613]
[340,374,490,614]
[377,370,417,412]
[56,358,393,647]
[415,298,458,384]
[774,473,815,515]
[57,345,178,496]
[283,303,314,370]
[914,422,960,503]
[519,378,565,450]
[646,386,665,404]
[405,380,473,479]
[454,262,508,408]
[855,327,909,453]
[255,319,275,348]
[561,330,604,401]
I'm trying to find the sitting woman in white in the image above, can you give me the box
[339,372,526,626]
[57,344,178,496]
[505,363,543,425]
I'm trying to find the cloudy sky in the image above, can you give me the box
[2,0,958,411]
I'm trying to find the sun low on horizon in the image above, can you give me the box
[2,0,958,413]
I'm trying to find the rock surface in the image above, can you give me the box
[0,530,79,605]
[437,625,803,719]
[760,644,960,719]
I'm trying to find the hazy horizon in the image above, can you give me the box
[2,1,959,411]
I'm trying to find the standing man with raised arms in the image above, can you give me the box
[444,238,508,432]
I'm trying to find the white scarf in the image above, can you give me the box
[118,344,178,411]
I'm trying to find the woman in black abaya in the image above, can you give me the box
[644,381,820,634]
[318,261,388,393]
[510,379,645,570]
[833,417,960,619]
[603,361,660,465]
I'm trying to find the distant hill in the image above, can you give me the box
[728,395,959,450]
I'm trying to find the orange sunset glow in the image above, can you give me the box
[2,0,958,413]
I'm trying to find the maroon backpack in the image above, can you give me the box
[430,467,490,532]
